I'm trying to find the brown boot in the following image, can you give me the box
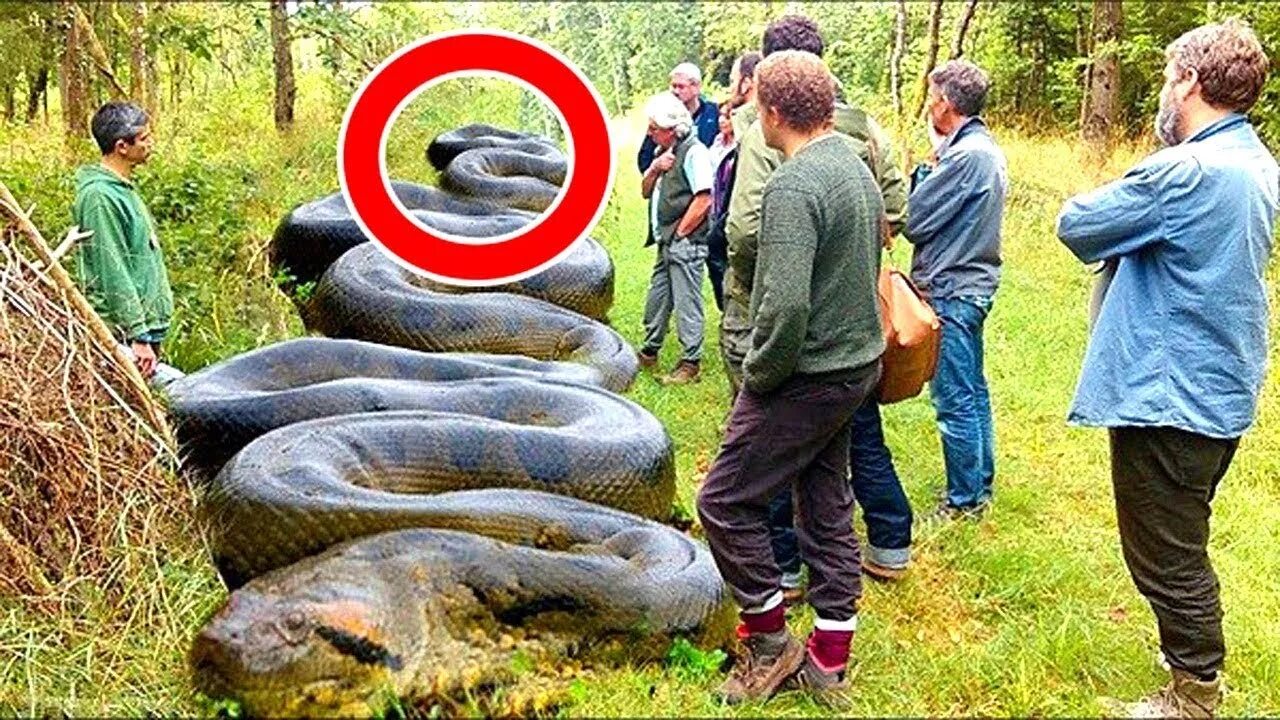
[637,350,659,375]
[1110,668,1223,718]
[717,629,805,705]
[784,652,854,711]
[662,360,701,385]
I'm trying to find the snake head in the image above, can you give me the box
[190,577,413,717]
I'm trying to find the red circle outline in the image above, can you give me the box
[337,31,613,286]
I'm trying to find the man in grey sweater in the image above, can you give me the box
[697,50,884,707]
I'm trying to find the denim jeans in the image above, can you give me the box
[930,296,996,509]
[768,396,913,576]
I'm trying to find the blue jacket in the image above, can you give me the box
[1057,114,1279,439]
[636,95,719,174]
[904,117,1008,299]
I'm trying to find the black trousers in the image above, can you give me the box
[1109,426,1239,677]
[697,362,880,622]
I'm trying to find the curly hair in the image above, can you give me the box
[762,14,824,58]
[1166,19,1269,112]
[755,50,836,133]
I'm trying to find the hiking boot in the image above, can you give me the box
[1105,669,1223,719]
[784,653,854,711]
[781,585,806,608]
[717,629,805,705]
[637,351,659,374]
[662,360,701,385]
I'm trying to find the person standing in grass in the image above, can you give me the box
[904,59,1007,521]
[636,92,713,386]
[72,101,181,385]
[1057,20,1276,719]
[697,50,884,707]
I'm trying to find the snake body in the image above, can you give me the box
[179,125,729,716]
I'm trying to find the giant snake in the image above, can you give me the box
[170,125,731,716]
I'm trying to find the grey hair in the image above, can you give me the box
[645,93,693,138]
[90,101,149,155]
[929,60,990,117]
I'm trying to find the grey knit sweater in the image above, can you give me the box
[743,134,886,394]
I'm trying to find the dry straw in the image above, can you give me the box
[0,180,188,610]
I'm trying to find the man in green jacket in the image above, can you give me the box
[72,101,175,381]
[722,15,907,395]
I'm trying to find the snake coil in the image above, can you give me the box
[172,124,730,716]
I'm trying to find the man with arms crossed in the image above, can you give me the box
[1057,20,1276,719]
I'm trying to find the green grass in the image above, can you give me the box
[1,73,1278,717]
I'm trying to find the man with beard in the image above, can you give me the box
[1056,20,1276,718]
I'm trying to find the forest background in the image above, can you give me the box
[1,1,1278,717]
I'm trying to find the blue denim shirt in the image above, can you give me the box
[1057,114,1279,439]
[904,117,1008,299]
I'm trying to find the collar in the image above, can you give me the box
[1185,113,1246,144]
[937,116,986,157]
[797,132,839,156]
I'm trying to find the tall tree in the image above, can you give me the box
[1080,0,1122,146]
[128,1,150,111]
[58,0,90,138]
[269,0,295,131]
[951,0,980,59]
[913,0,944,120]
[890,0,907,118]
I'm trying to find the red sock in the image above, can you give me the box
[739,604,786,635]
[807,629,854,672]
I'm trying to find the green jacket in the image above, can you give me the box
[71,164,173,341]
[722,102,907,335]
[744,135,885,394]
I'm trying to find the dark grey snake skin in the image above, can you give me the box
[177,125,729,716]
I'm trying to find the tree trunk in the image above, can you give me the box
[950,0,979,59]
[128,1,149,110]
[1080,0,1122,147]
[890,0,907,118]
[27,68,49,123]
[72,3,127,98]
[59,0,91,138]
[270,0,296,132]
[913,0,944,120]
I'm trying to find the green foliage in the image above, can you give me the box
[664,637,727,681]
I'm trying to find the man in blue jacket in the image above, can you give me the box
[904,60,1007,519]
[637,62,719,174]
[1057,20,1275,718]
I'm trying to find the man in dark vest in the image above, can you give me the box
[637,92,714,385]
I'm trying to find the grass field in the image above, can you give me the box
[1,74,1278,716]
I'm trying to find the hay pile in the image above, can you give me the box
[0,187,187,605]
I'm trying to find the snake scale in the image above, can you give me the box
[170,124,731,716]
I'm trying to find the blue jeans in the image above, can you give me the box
[930,296,996,509]
[768,397,913,575]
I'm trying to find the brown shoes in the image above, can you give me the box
[637,351,658,374]
[861,558,907,582]
[785,653,854,711]
[1106,668,1223,718]
[717,630,806,705]
[661,360,701,385]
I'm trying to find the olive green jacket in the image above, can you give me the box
[722,102,907,335]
